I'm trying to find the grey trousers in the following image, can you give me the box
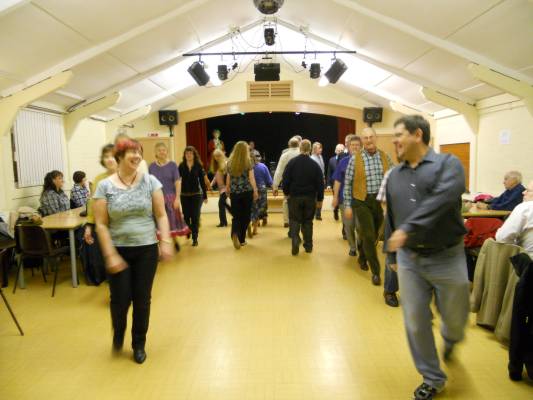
[397,243,470,390]
[283,197,289,224]
[340,204,358,252]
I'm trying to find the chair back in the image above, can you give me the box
[15,225,53,256]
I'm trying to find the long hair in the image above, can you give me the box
[212,149,227,173]
[41,170,63,195]
[227,141,252,177]
[182,146,203,167]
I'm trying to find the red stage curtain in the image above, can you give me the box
[337,117,356,145]
[185,119,208,167]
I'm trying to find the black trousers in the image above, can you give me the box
[230,191,253,244]
[181,194,203,240]
[218,192,228,225]
[352,194,383,276]
[109,244,158,349]
[288,196,316,249]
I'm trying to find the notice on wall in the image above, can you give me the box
[499,129,511,145]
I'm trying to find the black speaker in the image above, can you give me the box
[159,110,178,126]
[363,107,383,125]
[254,63,280,81]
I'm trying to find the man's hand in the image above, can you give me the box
[331,197,338,208]
[388,229,407,252]
[344,207,352,220]
[273,189,278,197]
[389,264,398,272]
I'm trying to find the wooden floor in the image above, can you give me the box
[1,213,531,399]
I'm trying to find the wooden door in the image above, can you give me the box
[440,143,470,189]
[137,137,173,165]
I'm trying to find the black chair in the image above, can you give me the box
[13,225,69,297]
[0,248,23,335]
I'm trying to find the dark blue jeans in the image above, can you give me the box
[384,262,399,293]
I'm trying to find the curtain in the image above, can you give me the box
[14,109,66,187]
[185,119,208,168]
[337,117,356,145]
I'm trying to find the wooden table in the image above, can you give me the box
[41,208,86,288]
[462,209,511,218]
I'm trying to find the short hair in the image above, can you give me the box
[394,115,431,145]
[293,135,303,142]
[312,142,322,150]
[361,127,377,136]
[99,144,115,167]
[505,171,522,183]
[288,137,300,148]
[335,144,345,153]
[114,139,143,163]
[300,139,312,154]
[154,142,167,150]
[73,171,86,184]
[350,135,362,144]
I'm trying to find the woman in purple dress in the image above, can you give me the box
[148,142,181,251]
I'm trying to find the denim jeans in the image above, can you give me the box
[384,262,399,293]
[397,243,470,389]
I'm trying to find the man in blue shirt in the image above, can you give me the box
[332,135,363,261]
[477,171,525,211]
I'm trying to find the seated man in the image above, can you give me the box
[495,180,533,256]
[477,171,525,211]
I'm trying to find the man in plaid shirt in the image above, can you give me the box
[343,127,393,286]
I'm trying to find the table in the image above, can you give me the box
[41,208,86,288]
[462,209,511,218]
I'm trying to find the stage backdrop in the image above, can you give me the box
[201,112,355,165]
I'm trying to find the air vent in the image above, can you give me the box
[247,81,293,100]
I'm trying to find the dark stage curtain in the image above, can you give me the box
[186,119,208,168]
[337,117,356,145]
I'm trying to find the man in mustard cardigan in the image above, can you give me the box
[343,127,393,285]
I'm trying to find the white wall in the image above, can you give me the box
[435,94,533,195]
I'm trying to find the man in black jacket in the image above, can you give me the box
[283,139,325,255]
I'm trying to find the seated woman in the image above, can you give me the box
[495,180,533,256]
[70,170,89,208]
[39,170,69,216]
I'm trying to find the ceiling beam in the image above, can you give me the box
[276,18,476,105]
[422,87,479,133]
[332,0,533,85]
[0,0,29,17]
[468,63,533,116]
[65,92,121,135]
[83,19,264,106]
[389,101,432,119]
[0,70,73,136]
[0,0,213,98]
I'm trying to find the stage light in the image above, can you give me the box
[187,61,210,86]
[324,58,347,84]
[310,63,321,79]
[301,61,307,69]
[264,27,275,46]
[254,0,284,15]
[217,65,228,81]
[232,62,239,70]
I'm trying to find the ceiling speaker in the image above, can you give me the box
[254,63,280,81]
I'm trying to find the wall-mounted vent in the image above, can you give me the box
[247,81,293,100]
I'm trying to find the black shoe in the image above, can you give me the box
[112,333,124,353]
[372,274,381,286]
[192,239,198,247]
[315,215,322,221]
[384,292,399,307]
[186,233,191,239]
[413,383,442,400]
[216,223,227,227]
[333,210,339,221]
[291,237,301,256]
[359,260,369,271]
[284,223,289,228]
[349,249,356,257]
[304,246,312,253]
[342,232,347,240]
[174,242,180,252]
[133,348,147,364]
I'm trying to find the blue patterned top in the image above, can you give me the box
[94,173,162,247]
[227,164,253,194]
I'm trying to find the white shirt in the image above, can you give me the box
[495,201,533,255]
[310,154,325,176]
[273,148,300,190]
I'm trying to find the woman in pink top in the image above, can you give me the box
[210,149,228,227]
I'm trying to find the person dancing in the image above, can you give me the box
[210,149,229,227]
[250,153,272,236]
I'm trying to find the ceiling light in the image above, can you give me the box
[301,61,307,69]
[232,62,239,70]
[318,76,329,87]
[217,65,228,81]
[324,58,347,84]
[310,63,321,79]
[254,0,284,15]
[264,27,275,46]
[187,61,210,86]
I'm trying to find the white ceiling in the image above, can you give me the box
[0,0,531,121]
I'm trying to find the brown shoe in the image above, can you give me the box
[252,221,259,235]
[358,260,369,271]
[247,224,253,238]
[232,234,241,250]
[384,292,399,307]
[372,274,381,286]
[262,217,267,226]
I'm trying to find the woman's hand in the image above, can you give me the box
[173,198,181,212]
[83,225,94,245]
[203,198,208,204]
[253,190,259,201]
[105,254,128,274]
[159,241,174,261]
